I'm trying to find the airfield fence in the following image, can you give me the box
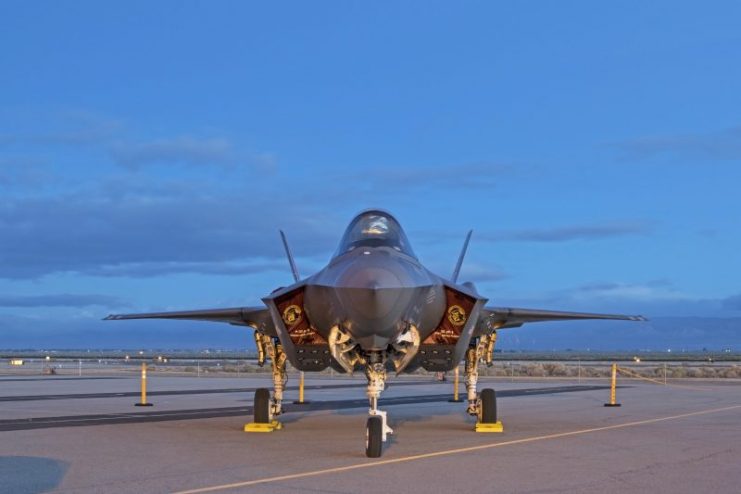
[1,358,740,380]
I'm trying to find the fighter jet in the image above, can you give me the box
[105,209,645,457]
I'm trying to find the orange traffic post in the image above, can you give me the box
[293,371,310,405]
[448,366,463,402]
[135,362,153,407]
[604,363,621,407]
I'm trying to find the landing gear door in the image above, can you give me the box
[417,284,487,372]
[263,284,331,371]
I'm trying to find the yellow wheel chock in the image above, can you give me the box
[244,420,283,432]
[475,421,504,433]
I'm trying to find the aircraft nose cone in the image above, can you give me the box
[349,285,400,320]
[339,266,403,320]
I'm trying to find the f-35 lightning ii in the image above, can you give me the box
[106,209,645,457]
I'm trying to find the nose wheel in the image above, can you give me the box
[365,406,393,457]
[365,416,383,458]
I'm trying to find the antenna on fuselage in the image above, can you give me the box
[279,230,300,283]
[451,230,472,283]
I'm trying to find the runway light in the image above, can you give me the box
[633,356,641,363]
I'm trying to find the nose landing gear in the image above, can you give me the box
[365,358,393,457]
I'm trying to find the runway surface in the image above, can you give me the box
[1,374,739,493]
[0,384,609,431]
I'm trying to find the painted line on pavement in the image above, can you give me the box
[172,404,741,494]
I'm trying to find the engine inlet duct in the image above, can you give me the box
[328,325,365,374]
[390,324,420,374]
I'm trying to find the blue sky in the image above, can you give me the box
[1,1,740,349]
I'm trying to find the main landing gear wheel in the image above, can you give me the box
[366,416,383,458]
[479,388,497,423]
[254,388,271,423]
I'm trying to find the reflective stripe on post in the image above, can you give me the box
[293,370,310,405]
[604,363,621,407]
[449,366,463,403]
[135,362,153,407]
[299,371,305,403]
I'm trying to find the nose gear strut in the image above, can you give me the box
[365,353,393,457]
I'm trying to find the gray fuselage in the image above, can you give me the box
[304,246,447,351]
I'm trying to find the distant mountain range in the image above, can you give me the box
[498,317,741,352]
[1,315,739,351]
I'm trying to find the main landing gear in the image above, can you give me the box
[245,334,286,432]
[464,338,503,433]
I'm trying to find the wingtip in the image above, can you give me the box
[103,315,117,321]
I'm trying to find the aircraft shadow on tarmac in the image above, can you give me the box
[0,456,69,494]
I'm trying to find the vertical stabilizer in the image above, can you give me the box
[451,230,472,283]
[280,230,301,282]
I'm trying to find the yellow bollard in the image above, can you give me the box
[604,363,621,407]
[448,366,463,402]
[135,362,153,407]
[293,371,310,405]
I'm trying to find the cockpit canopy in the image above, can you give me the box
[333,210,416,259]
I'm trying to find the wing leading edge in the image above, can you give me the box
[481,307,647,330]
[104,306,276,335]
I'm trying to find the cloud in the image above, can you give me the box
[0,183,339,279]
[0,156,56,188]
[2,109,276,172]
[572,280,683,301]
[477,222,653,243]
[83,260,290,278]
[107,135,279,172]
[351,162,516,191]
[0,134,18,146]
[0,110,123,148]
[496,281,741,319]
[37,111,123,146]
[722,294,741,311]
[613,126,741,161]
[109,136,237,169]
[0,294,126,308]
[458,263,508,283]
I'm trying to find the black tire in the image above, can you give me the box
[480,388,497,424]
[254,388,271,423]
[365,416,383,458]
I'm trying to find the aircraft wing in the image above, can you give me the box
[481,307,647,330]
[104,306,276,335]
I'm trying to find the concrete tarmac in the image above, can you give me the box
[1,373,739,493]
